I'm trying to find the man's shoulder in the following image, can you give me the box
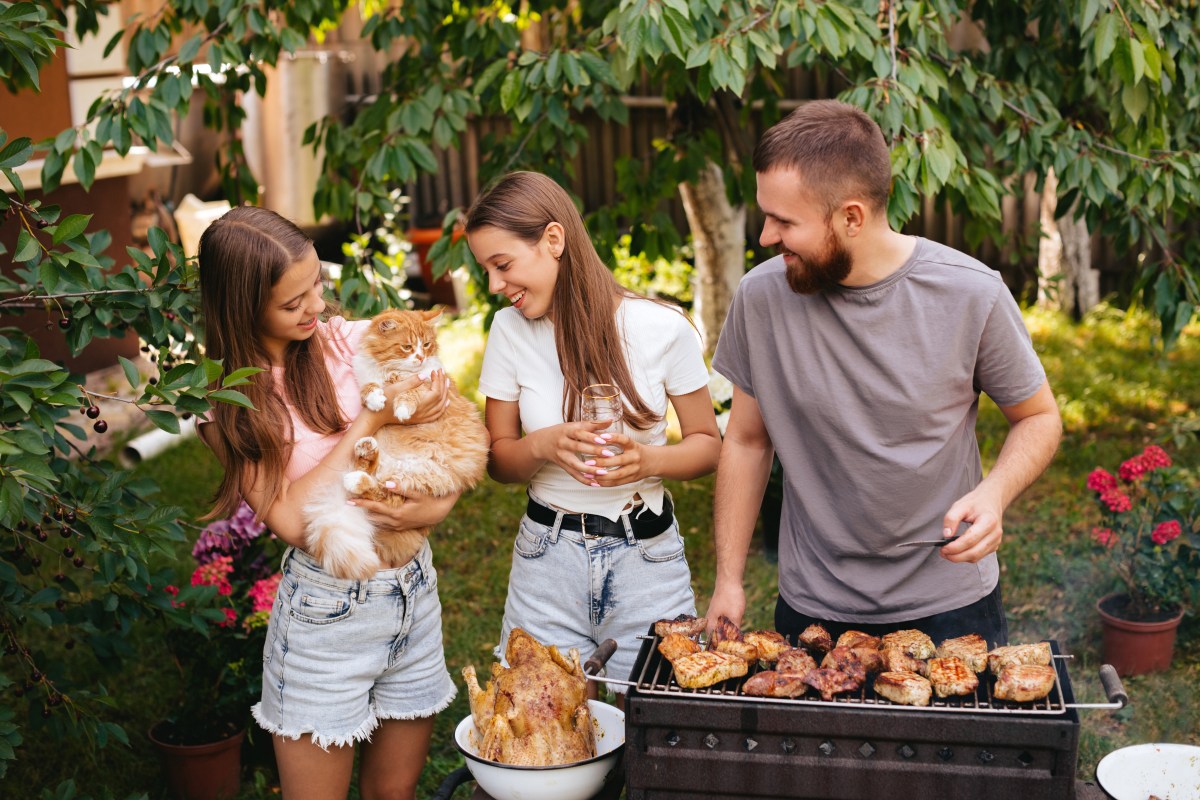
[912,239,1004,288]
[738,254,788,293]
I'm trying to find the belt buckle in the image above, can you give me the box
[580,513,601,539]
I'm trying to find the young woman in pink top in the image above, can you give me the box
[197,206,457,800]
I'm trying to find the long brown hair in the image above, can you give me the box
[197,206,346,519]
[464,171,665,430]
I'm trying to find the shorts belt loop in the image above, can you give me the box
[549,509,563,543]
[621,513,637,545]
[353,579,367,604]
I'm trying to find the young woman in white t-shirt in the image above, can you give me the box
[466,171,721,694]
[196,206,458,800]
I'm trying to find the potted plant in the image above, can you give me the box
[1086,445,1199,675]
[149,501,283,800]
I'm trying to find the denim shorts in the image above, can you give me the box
[252,542,456,749]
[495,496,696,691]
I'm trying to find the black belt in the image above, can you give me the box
[525,495,674,540]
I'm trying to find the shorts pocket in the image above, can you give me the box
[514,518,552,559]
[635,521,685,563]
[286,581,356,625]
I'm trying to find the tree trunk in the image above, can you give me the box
[1038,168,1100,317]
[678,159,745,357]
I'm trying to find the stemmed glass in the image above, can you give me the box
[580,383,624,458]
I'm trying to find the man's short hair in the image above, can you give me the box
[753,99,892,216]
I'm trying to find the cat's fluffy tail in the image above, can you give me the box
[302,481,382,580]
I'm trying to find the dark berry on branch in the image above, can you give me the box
[93,420,108,433]
[58,318,70,330]
[30,671,41,681]
[63,546,74,557]
[59,527,72,538]
[72,557,85,568]
[53,573,66,583]
[55,599,66,612]
[85,406,100,419]
[30,557,41,567]
[148,377,157,385]
[65,511,76,523]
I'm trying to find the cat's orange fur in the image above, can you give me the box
[304,309,489,579]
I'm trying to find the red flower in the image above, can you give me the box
[1100,489,1132,513]
[1086,468,1118,492]
[1142,445,1172,470]
[1151,520,1182,545]
[218,607,238,628]
[1091,527,1117,548]
[1118,457,1146,483]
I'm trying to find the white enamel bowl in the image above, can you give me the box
[1096,743,1200,800]
[453,700,625,800]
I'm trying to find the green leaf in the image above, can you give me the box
[51,213,91,245]
[13,229,38,262]
[1128,37,1145,85]
[144,410,181,434]
[220,366,263,387]
[1093,12,1118,65]
[0,136,33,170]
[499,70,522,112]
[208,389,255,409]
[118,356,141,391]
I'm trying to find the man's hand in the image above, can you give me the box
[940,483,1005,563]
[704,581,747,634]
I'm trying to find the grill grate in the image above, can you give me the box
[633,633,1071,715]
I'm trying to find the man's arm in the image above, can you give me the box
[705,386,775,629]
[940,379,1062,563]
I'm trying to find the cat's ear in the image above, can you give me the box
[421,307,444,325]
[377,317,398,332]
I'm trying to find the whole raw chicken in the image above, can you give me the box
[462,628,595,766]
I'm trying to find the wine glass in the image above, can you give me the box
[580,383,624,458]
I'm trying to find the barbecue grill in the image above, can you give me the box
[614,629,1126,800]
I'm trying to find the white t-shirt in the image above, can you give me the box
[479,297,710,521]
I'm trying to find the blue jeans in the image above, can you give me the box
[496,495,696,690]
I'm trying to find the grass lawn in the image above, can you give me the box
[12,305,1199,798]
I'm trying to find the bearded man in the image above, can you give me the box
[706,100,1062,647]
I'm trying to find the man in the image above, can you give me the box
[707,100,1061,647]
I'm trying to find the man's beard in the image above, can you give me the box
[784,227,852,295]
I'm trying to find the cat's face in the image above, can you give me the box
[361,309,441,371]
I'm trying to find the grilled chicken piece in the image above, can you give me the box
[835,630,881,651]
[742,670,809,698]
[657,632,701,664]
[775,648,818,677]
[803,667,863,701]
[880,629,937,659]
[874,671,933,706]
[851,647,884,674]
[707,615,743,649]
[880,647,928,676]
[994,664,1057,702]
[714,639,759,664]
[672,650,749,689]
[743,630,789,664]
[927,656,979,698]
[987,642,1052,676]
[819,647,868,685]
[936,634,989,673]
[797,624,834,655]
[654,614,708,638]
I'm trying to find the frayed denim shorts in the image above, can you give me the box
[495,494,696,692]
[252,541,456,749]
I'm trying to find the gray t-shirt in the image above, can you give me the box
[712,237,1046,623]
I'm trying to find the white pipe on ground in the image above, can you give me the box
[121,415,197,466]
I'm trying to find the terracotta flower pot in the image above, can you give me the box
[148,722,245,800]
[1096,593,1184,676]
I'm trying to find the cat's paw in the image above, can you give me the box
[364,387,386,412]
[354,437,379,459]
[392,397,416,422]
[344,470,378,495]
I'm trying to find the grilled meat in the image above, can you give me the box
[937,633,989,673]
[880,629,937,659]
[873,670,933,706]
[994,663,1056,702]
[797,624,834,655]
[819,647,868,685]
[880,647,928,676]
[988,642,1052,676]
[707,614,743,649]
[657,632,701,663]
[775,647,818,677]
[672,650,749,689]
[743,630,790,664]
[714,639,759,664]
[852,647,884,674]
[927,656,979,698]
[835,630,881,650]
[654,613,708,638]
[742,670,809,698]
[803,667,863,701]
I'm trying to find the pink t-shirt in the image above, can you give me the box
[277,316,370,482]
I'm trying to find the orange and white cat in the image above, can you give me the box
[304,308,489,579]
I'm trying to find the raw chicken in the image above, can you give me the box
[462,628,595,766]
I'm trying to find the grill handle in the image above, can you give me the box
[584,638,618,677]
[1067,663,1128,710]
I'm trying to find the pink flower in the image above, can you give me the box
[1091,527,1117,548]
[1100,489,1132,513]
[1151,520,1182,545]
[192,555,234,597]
[1118,457,1146,483]
[249,574,282,613]
[1087,468,1118,492]
[1142,445,1172,470]
[218,607,238,628]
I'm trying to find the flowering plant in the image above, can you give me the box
[707,368,734,436]
[1087,445,1200,620]
[157,502,282,744]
